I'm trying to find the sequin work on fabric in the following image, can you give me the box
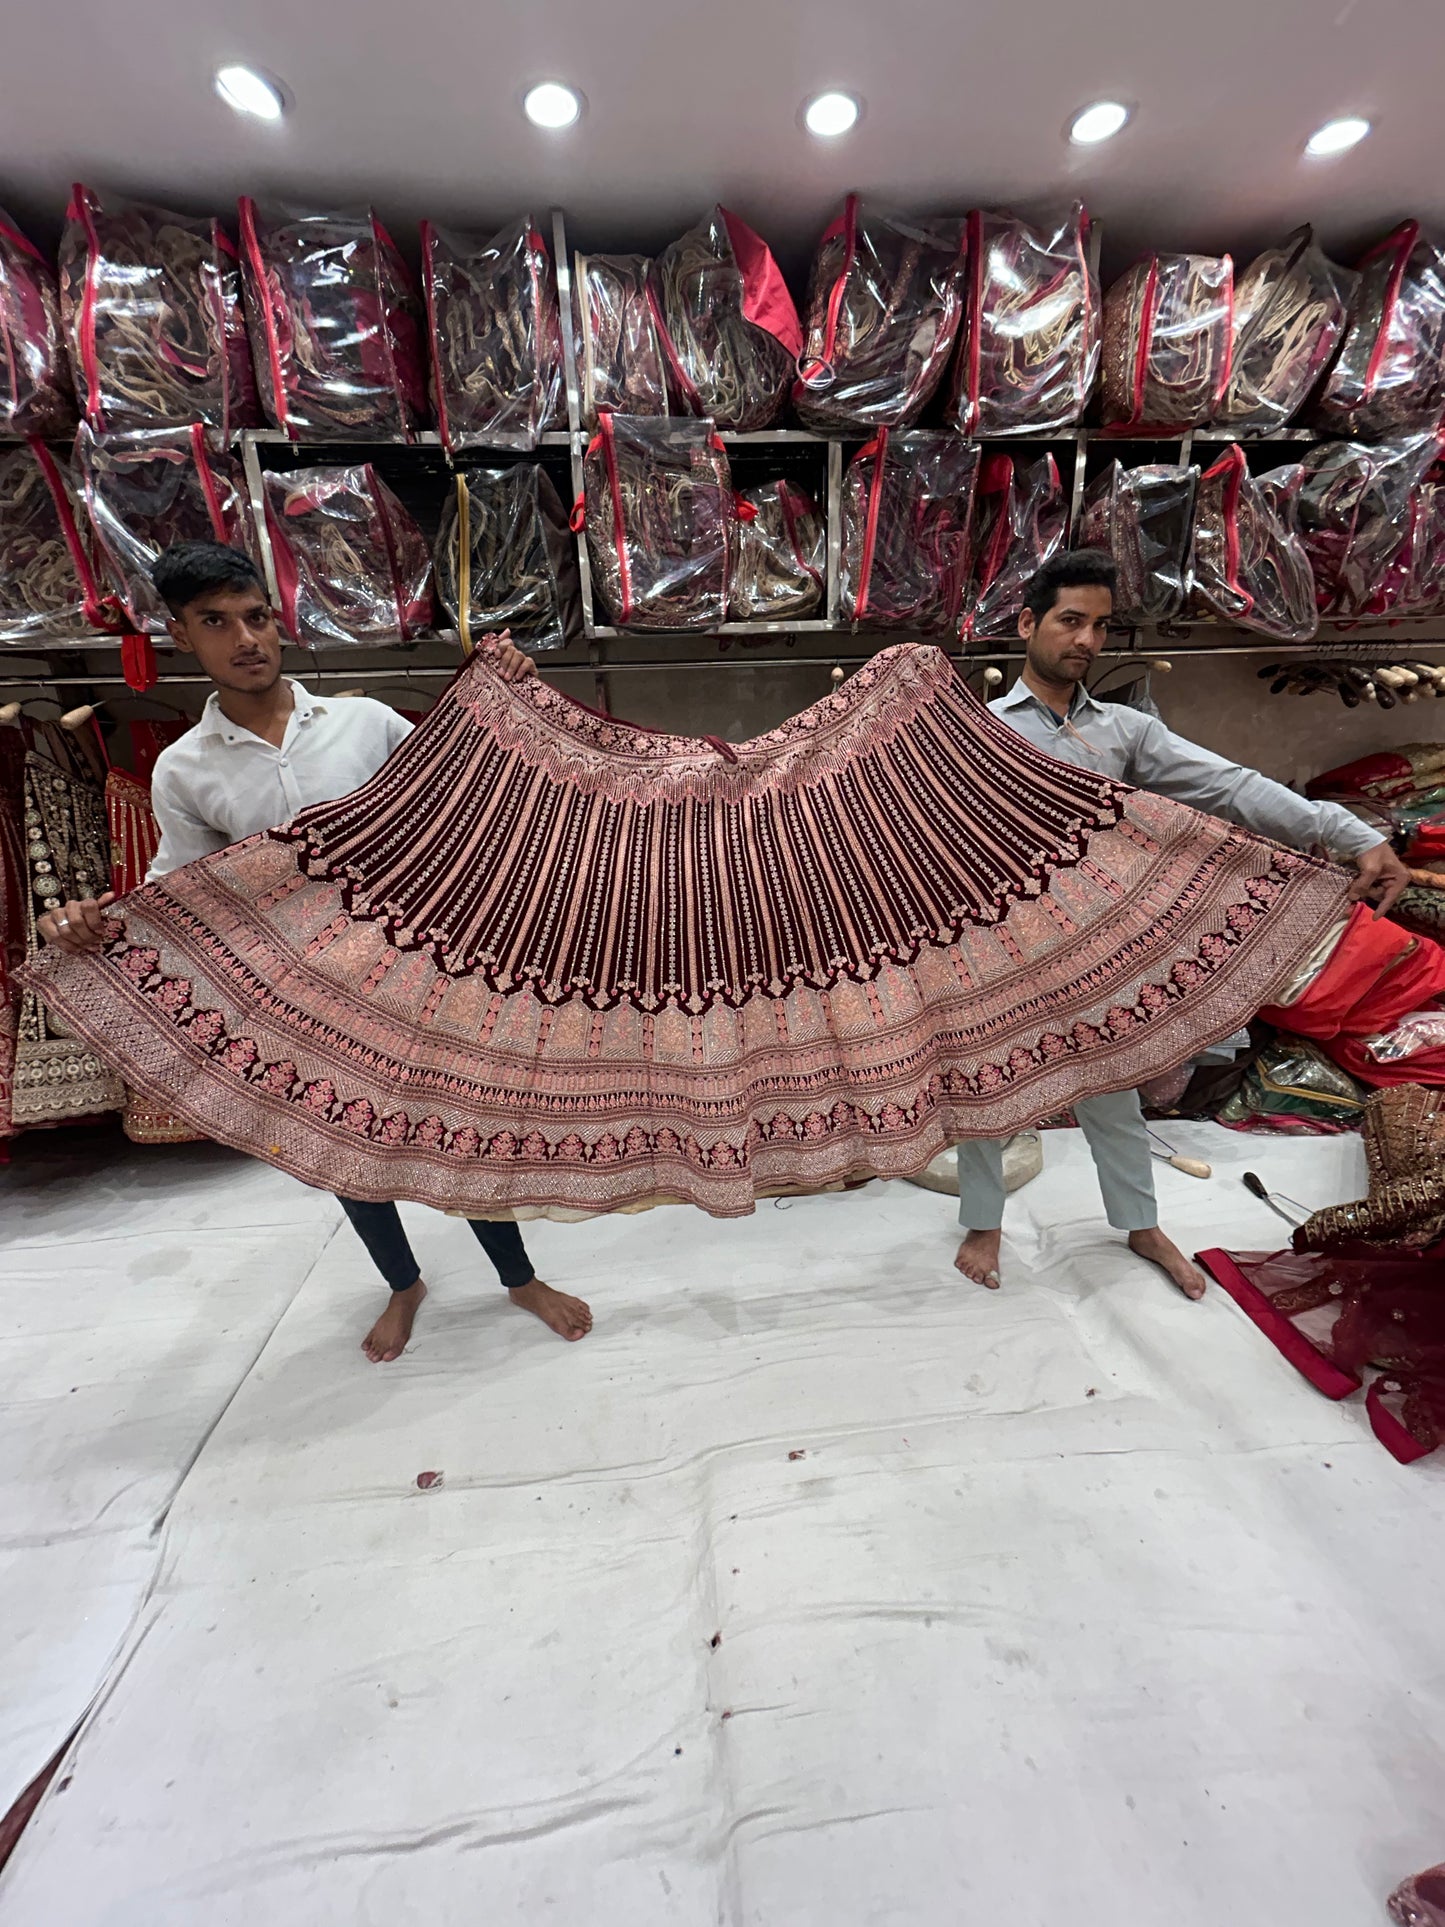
[24,644,1347,1215]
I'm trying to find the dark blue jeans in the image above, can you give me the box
[336,1197,535,1293]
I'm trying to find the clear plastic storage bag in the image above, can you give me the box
[434,465,580,652]
[238,200,427,440]
[840,430,980,633]
[1215,226,1352,433]
[651,207,802,432]
[1188,445,1318,641]
[60,185,257,439]
[578,413,735,631]
[964,453,1066,640]
[1101,253,1234,431]
[1310,222,1445,439]
[1078,460,1199,625]
[263,464,434,646]
[1389,1863,1445,1925]
[949,204,1098,435]
[0,443,111,641]
[77,423,256,632]
[1293,434,1438,617]
[729,480,824,622]
[420,217,562,453]
[794,196,967,432]
[574,254,668,427]
[0,206,74,438]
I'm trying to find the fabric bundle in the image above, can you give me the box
[728,480,825,623]
[238,200,428,440]
[0,206,74,437]
[794,196,967,431]
[949,204,1099,435]
[1298,1083,1445,1249]
[963,453,1066,642]
[1188,445,1317,641]
[77,423,256,634]
[1215,227,1352,433]
[574,254,668,427]
[13,750,123,1127]
[578,413,735,631]
[1101,253,1234,431]
[419,217,563,453]
[0,442,113,642]
[23,639,1350,1218]
[1291,434,1438,617]
[1308,743,1445,804]
[1309,222,1445,439]
[262,464,434,647]
[434,465,580,652]
[1078,460,1198,626]
[840,430,979,633]
[650,207,802,432]
[1198,1242,1445,1464]
[1372,465,1445,617]
[59,185,257,440]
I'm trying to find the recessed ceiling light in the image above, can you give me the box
[803,91,861,139]
[214,64,284,121]
[1306,116,1370,157]
[1068,100,1130,145]
[524,82,583,130]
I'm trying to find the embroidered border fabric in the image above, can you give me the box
[24,644,1347,1216]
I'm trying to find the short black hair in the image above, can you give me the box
[151,541,265,615]
[1023,547,1117,622]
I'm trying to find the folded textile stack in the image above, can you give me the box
[262,464,433,646]
[1078,460,1198,626]
[60,185,258,441]
[434,465,580,652]
[949,203,1098,435]
[420,217,563,452]
[579,413,736,631]
[795,196,966,431]
[652,207,801,432]
[1101,252,1234,431]
[77,423,257,633]
[840,430,979,633]
[0,204,74,437]
[238,200,427,440]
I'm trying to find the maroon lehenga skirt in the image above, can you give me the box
[22,644,1347,1217]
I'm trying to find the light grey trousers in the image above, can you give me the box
[956,1088,1157,1232]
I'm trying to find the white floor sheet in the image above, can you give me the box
[1,1123,1441,1924]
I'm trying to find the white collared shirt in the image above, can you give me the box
[147,681,412,880]
[989,678,1383,860]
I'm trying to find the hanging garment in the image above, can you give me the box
[105,745,202,1145]
[59,185,258,439]
[420,216,563,453]
[23,641,1349,1218]
[13,750,123,1126]
[0,204,75,438]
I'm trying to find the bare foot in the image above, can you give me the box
[362,1279,427,1362]
[1128,1227,1207,1301]
[954,1228,1003,1290]
[509,1277,593,1341]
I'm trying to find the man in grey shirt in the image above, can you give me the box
[955,548,1408,1301]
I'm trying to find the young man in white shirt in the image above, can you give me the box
[955,548,1408,1302]
[40,541,592,1362]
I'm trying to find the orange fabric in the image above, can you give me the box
[1262,902,1445,1087]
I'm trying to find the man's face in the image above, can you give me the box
[1018,583,1114,686]
[168,586,283,695]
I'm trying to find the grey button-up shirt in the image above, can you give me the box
[989,679,1383,860]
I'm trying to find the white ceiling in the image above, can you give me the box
[1,0,1439,275]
